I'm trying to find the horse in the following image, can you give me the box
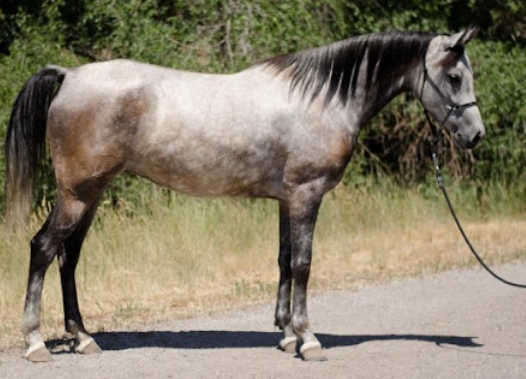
[4,28,484,362]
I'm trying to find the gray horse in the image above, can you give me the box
[4,28,484,362]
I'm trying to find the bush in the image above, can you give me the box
[1,0,525,214]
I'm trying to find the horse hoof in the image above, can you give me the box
[300,341,327,361]
[278,336,298,354]
[76,338,102,355]
[25,345,54,362]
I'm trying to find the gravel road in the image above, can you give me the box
[1,263,525,379]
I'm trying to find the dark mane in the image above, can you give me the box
[260,31,436,106]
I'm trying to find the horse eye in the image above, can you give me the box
[447,74,461,85]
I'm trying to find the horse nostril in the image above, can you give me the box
[472,131,484,145]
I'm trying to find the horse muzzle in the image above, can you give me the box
[454,128,485,149]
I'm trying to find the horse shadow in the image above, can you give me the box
[48,330,482,352]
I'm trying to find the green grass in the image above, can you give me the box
[1,182,526,350]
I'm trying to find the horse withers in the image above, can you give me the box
[4,28,484,362]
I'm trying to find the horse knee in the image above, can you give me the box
[291,257,312,278]
[278,258,292,278]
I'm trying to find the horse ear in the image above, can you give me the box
[450,26,479,48]
[440,27,479,65]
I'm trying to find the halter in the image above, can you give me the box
[419,49,478,142]
[418,49,478,188]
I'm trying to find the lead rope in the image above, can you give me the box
[426,107,526,289]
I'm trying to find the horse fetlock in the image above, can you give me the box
[65,319,82,335]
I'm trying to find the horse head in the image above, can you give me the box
[420,27,485,149]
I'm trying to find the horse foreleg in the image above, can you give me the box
[59,202,101,355]
[288,189,327,361]
[275,202,296,353]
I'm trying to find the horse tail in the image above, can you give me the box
[4,66,67,229]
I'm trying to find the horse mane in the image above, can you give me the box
[259,31,436,106]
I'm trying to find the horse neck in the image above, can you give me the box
[353,59,423,127]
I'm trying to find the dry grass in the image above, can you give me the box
[1,184,525,351]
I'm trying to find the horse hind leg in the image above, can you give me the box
[22,217,57,362]
[58,201,102,355]
[22,191,95,362]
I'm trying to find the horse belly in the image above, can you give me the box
[129,131,287,199]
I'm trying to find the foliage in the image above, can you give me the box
[0,0,525,214]
[470,41,526,184]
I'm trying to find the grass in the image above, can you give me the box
[1,182,526,351]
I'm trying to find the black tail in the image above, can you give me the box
[4,66,67,228]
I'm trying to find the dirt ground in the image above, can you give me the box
[1,263,526,379]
